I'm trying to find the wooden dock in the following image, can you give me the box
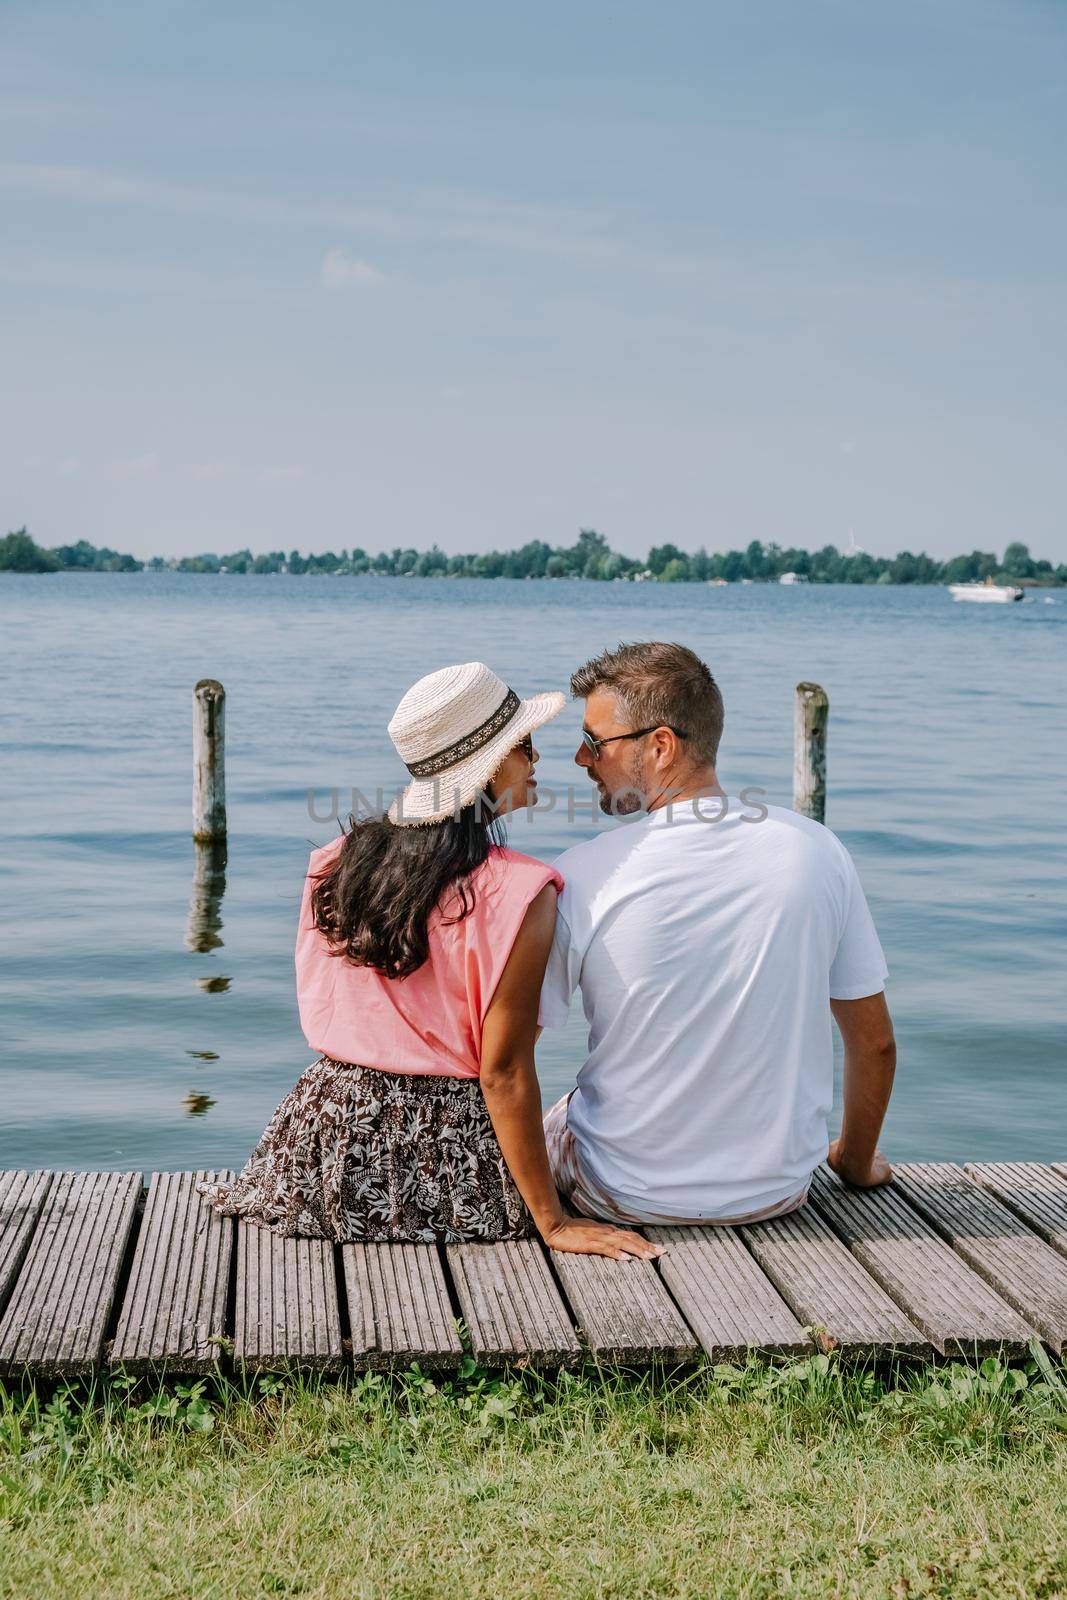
[2,1161,1067,1379]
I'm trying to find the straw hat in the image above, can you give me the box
[387,662,566,826]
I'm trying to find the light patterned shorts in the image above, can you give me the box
[542,1091,810,1227]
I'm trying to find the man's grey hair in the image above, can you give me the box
[570,641,724,765]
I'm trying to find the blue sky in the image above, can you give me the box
[3,0,1065,562]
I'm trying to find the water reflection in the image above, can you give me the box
[183,1091,216,1116]
[185,839,227,953]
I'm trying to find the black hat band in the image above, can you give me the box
[404,688,521,779]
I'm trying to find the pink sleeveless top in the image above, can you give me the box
[294,838,563,1079]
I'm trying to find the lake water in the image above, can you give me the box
[1,573,1064,1173]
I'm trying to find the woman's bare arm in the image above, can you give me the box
[479,884,662,1260]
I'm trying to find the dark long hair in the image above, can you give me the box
[310,807,506,979]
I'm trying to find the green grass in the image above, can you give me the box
[2,1347,1066,1599]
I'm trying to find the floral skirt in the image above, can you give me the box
[195,1054,536,1243]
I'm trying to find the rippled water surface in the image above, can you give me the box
[1,573,1064,1170]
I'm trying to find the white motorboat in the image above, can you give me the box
[948,578,1024,604]
[778,571,810,585]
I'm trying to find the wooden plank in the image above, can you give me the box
[341,1242,462,1371]
[446,1240,580,1368]
[966,1162,1067,1260]
[809,1168,1033,1357]
[109,1170,235,1374]
[551,1249,699,1364]
[0,1170,142,1378]
[645,1225,812,1362]
[894,1162,1067,1355]
[0,1171,55,1317]
[740,1201,931,1359]
[234,1220,343,1373]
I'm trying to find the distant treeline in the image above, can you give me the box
[2,524,1064,585]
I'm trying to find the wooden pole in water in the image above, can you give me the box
[192,679,226,841]
[793,681,828,823]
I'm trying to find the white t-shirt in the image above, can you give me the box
[538,796,888,1220]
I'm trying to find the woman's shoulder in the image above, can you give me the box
[307,834,346,871]
[479,845,564,896]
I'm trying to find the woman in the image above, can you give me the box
[196,661,658,1261]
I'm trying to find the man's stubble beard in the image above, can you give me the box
[598,748,648,816]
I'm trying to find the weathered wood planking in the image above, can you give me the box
[341,1242,462,1370]
[646,1225,812,1362]
[809,1168,1034,1357]
[0,1170,55,1318]
[0,1171,142,1378]
[110,1170,235,1373]
[4,1165,1067,1378]
[740,1202,931,1359]
[234,1220,343,1373]
[893,1163,1067,1355]
[551,1250,699,1364]
[966,1163,1067,1261]
[446,1240,580,1367]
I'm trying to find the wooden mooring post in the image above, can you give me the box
[793,681,828,823]
[192,679,226,842]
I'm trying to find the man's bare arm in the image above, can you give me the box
[827,991,896,1188]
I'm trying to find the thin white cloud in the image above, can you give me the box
[0,253,308,309]
[0,163,156,203]
[0,162,409,238]
[321,248,384,288]
[190,462,227,482]
[0,100,67,122]
[23,454,82,475]
[257,466,304,485]
[0,162,635,269]
[113,452,158,479]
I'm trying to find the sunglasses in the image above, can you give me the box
[580,724,688,760]
[515,733,534,761]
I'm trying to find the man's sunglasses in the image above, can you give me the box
[515,733,534,761]
[581,724,688,760]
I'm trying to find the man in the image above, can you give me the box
[539,640,895,1226]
